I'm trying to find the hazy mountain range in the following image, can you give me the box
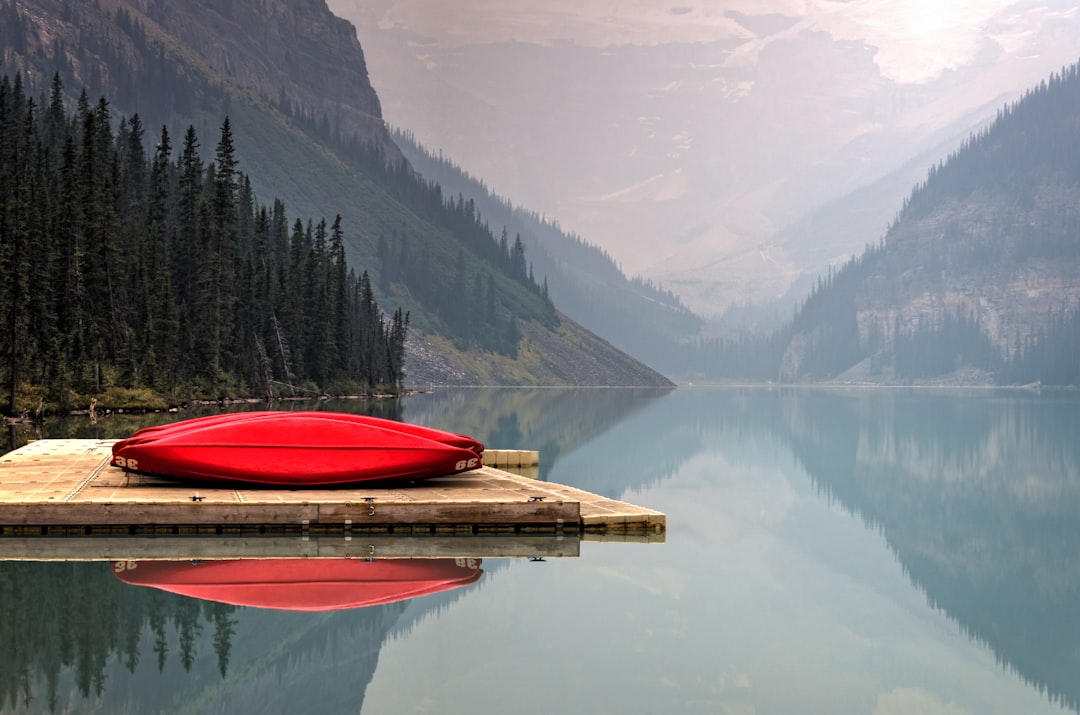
[724,62,1080,386]
[328,0,1080,323]
[5,0,1080,389]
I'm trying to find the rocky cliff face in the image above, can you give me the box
[9,0,399,159]
[777,67,1080,385]
[130,0,398,156]
[147,0,393,148]
[856,189,1080,352]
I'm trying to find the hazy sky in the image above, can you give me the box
[368,0,1027,82]
[334,0,1080,317]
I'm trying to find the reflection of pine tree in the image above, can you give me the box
[176,596,203,671]
[209,602,238,678]
[150,590,170,672]
[0,562,240,710]
[119,580,144,672]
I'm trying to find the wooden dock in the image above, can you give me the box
[0,440,665,557]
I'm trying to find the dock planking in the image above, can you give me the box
[0,440,666,542]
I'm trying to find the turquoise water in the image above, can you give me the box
[2,387,1078,714]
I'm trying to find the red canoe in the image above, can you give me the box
[112,558,483,611]
[114,412,484,453]
[110,413,483,486]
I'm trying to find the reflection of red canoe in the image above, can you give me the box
[112,558,483,611]
[114,412,484,453]
[110,413,483,486]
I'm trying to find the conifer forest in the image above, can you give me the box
[0,73,409,414]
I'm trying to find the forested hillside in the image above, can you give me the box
[0,0,672,403]
[392,129,702,374]
[693,60,1080,386]
[0,73,408,411]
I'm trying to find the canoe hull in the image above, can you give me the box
[111,414,483,486]
[114,411,484,453]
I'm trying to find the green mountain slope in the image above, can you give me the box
[391,129,703,375]
[1,0,672,390]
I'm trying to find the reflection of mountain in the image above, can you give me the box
[774,390,1080,713]
[0,558,483,715]
[545,387,804,498]
[0,561,241,713]
[402,387,672,481]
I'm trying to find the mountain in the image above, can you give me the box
[738,61,1080,385]
[0,0,673,392]
[328,0,1080,319]
[703,115,1004,338]
[776,390,1080,711]
[391,129,702,375]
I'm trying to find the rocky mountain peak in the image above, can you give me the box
[130,0,397,157]
[10,0,397,158]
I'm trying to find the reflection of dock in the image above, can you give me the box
[0,533,586,561]
[0,440,665,544]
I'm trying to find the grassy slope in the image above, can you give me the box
[394,132,703,371]
[407,317,672,387]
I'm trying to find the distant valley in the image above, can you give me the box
[331,0,1080,320]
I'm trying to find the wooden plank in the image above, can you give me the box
[315,500,578,526]
[583,531,666,544]
[0,532,582,561]
[2,502,320,527]
[483,449,540,467]
[0,499,578,529]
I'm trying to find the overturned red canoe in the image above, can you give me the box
[112,558,483,611]
[111,413,483,486]
[114,412,484,454]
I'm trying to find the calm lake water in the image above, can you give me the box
[2,387,1079,714]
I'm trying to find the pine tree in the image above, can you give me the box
[329,214,350,383]
[175,125,204,378]
[209,117,239,375]
[145,125,180,390]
